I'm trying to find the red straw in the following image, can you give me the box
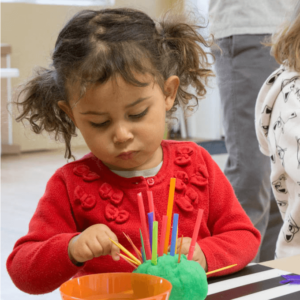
[158,215,168,256]
[147,191,155,221]
[187,209,203,260]
[123,232,142,262]
[137,193,152,260]
[125,233,142,258]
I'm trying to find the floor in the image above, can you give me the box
[1,146,227,300]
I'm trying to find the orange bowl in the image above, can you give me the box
[59,272,172,300]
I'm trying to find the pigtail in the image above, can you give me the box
[14,8,216,160]
[266,1,300,72]
[15,67,76,159]
[156,13,214,115]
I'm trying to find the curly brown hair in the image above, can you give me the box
[16,8,214,159]
[269,1,300,71]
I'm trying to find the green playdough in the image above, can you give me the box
[133,254,208,300]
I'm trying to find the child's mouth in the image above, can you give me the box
[117,151,137,160]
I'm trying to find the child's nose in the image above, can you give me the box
[112,124,134,144]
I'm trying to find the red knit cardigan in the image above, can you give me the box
[7,140,261,294]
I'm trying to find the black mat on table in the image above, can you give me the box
[197,140,227,155]
[206,263,300,300]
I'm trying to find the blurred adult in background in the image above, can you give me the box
[208,0,296,261]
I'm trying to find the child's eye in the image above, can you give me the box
[129,108,148,119]
[90,120,110,128]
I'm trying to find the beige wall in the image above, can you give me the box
[1,0,176,153]
[1,53,9,145]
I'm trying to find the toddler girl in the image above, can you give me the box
[255,1,300,259]
[7,8,260,294]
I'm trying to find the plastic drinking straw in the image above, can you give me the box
[151,221,158,265]
[187,209,204,260]
[123,232,142,258]
[137,193,152,259]
[175,225,178,255]
[148,212,154,249]
[119,253,139,266]
[178,235,183,263]
[109,238,141,265]
[147,191,155,221]
[206,264,237,275]
[140,229,147,262]
[141,247,145,263]
[127,234,143,261]
[170,214,179,256]
[123,232,142,262]
[164,178,176,254]
[158,215,168,257]
[120,254,138,269]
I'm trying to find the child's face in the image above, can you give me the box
[61,74,179,171]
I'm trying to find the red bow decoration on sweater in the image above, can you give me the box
[190,164,208,187]
[190,174,208,187]
[174,171,189,192]
[73,165,100,182]
[99,183,124,205]
[105,203,130,224]
[174,147,194,166]
[176,196,194,212]
[175,188,199,212]
[186,187,199,204]
[74,186,96,210]
[176,171,189,184]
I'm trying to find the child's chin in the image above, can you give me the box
[106,160,142,171]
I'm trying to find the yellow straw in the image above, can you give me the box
[164,178,176,254]
[178,235,183,263]
[109,238,141,265]
[206,264,237,275]
[119,254,139,266]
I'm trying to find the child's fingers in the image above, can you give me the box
[175,237,184,251]
[88,237,104,258]
[168,237,184,252]
[95,235,112,256]
[180,240,192,255]
[167,238,189,254]
[105,230,120,260]
[180,241,203,262]
[76,243,95,262]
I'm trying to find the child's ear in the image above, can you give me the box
[57,101,77,126]
[164,76,180,111]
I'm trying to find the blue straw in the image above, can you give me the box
[170,213,179,256]
[148,212,154,249]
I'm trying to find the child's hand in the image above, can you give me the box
[68,224,120,264]
[177,237,207,272]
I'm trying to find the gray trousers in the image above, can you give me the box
[213,35,281,262]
